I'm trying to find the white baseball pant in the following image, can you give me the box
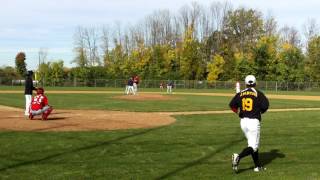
[240,117,260,152]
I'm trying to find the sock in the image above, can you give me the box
[239,147,254,160]
[252,150,261,167]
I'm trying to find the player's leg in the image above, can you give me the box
[246,118,264,171]
[133,83,137,93]
[42,106,53,120]
[129,86,134,95]
[29,109,42,119]
[125,85,129,94]
[25,95,32,116]
[233,118,254,172]
[132,85,136,95]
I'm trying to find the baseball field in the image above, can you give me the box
[0,87,319,179]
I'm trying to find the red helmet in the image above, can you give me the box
[37,87,44,95]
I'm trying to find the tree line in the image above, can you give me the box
[7,2,320,85]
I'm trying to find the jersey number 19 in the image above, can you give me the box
[242,98,253,111]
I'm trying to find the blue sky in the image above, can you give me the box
[1,0,319,70]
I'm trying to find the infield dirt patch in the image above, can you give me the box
[0,105,175,132]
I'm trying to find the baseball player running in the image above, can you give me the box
[29,87,53,120]
[229,75,269,172]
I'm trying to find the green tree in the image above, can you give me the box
[0,66,19,84]
[38,62,51,86]
[233,52,256,81]
[15,52,27,77]
[50,61,64,86]
[278,43,304,82]
[253,36,278,80]
[305,36,320,81]
[180,26,204,80]
[207,54,225,82]
[130,42,152,79]
[224,8,264,53]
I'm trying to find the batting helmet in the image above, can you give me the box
[37,87,44,95]
[245,75,256,86]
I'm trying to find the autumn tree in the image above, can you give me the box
[305,36,320,81]
[15,52,27,77]
[207,54,225,82]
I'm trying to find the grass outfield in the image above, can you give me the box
[0,90,319,179]
[0,93,320,112]
[0,111,319,179]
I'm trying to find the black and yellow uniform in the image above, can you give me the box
[229,87,269,121]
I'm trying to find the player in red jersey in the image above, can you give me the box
[29,87,53,120]
[133,75,140,94]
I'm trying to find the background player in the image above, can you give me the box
[229,75,269,172]
[160,81,164,91]
[167,80,173,94]
[29,87,53,120]
[24,70,37,116]
[133,75,140,94]
[126,77,135,95]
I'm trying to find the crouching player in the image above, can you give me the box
[29,87,53,120]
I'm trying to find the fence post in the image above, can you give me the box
[265,81,267,91]
[275,81,278,92]
[73,77,76,87]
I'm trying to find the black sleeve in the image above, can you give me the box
[229,94,240,108]
[259,92,269,114]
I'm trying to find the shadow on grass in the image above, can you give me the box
[0,126,166,172]
[156,137,246,180]
[237,149,285,173]
[260,149,285,166]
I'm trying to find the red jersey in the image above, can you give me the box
[133,76,140,84]
[31,94,49,111]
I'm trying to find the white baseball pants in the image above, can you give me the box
[240,117,260,152]
[25,94,32,116]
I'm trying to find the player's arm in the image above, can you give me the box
[229,94,240,113]
[259,93,269,113]
[43,96,49,106]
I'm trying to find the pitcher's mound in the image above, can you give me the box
[114,93,178,101]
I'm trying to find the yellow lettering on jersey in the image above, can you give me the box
[240,91,257,97]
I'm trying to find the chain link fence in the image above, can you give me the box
[2,77,320,91]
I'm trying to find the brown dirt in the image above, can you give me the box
[0,105,175,132]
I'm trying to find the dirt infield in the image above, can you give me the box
[0,105,175,132]
[1,91,320,132]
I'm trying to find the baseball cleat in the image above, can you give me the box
[253,166,266,172]
[28,113,33,120]
[232,153,239,172]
